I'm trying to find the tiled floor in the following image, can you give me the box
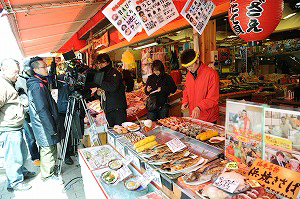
[0,154,86,199]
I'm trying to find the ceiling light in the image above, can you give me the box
[266,38,270,41]
[283,13,296,20]
[133,42,158,50]
[296,2,300,8]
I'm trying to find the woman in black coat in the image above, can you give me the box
[145,60,177,121]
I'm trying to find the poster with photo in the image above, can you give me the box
[102,0,142,42]
[225,100,263,168]
[181,0,215,35]
[131,0,179,36]
[263,107,300,172]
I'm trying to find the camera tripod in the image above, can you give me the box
[56,91,102,175]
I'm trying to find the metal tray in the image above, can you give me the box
[144,126,185,144]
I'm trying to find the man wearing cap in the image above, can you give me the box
[180,49,219,123]
[15,60,40,167]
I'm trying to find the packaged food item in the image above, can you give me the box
[134,135,156,148]
[196,130,218,141]
[135,141,158,152]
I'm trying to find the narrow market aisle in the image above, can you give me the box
[0,154,86,199]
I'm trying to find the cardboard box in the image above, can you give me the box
[82,132,107,147]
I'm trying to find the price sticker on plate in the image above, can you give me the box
[107,134,115,147]
[213,176,240,193]
[116,140,125,157]
[145,164,162,188]
[127,150,141,170]
[117,166,132,183]
[138,170,156,188]
[166,138,186,153]
[122,154,134,166]
[226,162,238,170]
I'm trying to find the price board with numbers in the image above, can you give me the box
[145,164,162,188]
[213,176,240,193]
[166,138,186,153]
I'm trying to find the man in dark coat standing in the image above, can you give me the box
[93,53,127,127]
[27,57,62,183]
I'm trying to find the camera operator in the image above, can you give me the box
[92,53,127,127]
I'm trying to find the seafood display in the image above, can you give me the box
[183,160,225,185]
[113,125,129,134]
[158,117,223,139]
[133,135,158,152]
[124,132,145,144]
[82,147,117,169]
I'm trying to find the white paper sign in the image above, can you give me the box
[181,0,215,35]
[166,138,186,153]
[145,164,162,188]
[127,150,141,170]
[116,141,125,157]
[213,176,240,193]
[88,125,98,146]
[131,0,179,36]
[102,0,142,41]
[107,134,115,147]
[117,166,132,182]
[138,169,155,188]
[122,154,134,165]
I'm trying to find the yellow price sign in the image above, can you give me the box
[226,162,238,170]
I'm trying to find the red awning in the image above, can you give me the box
[0,0,106,57]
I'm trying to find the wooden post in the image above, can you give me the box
[199,20,217,65]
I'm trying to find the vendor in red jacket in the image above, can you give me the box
[180,49,219,123]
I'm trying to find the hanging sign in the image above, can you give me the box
[93,32,109,49]
[228,0,283,42]
[181,0,215,35]
[102,0,142,42]
[131,0,179,36]
[248,159,300,199]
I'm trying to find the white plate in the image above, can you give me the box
[122,122,136,128]
[209,136,225,143]
[128,126,140,132]
[159,157,205,174]
[184,176,212,186]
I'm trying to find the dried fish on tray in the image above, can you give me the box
[123,131,145,145]
[80,145,118,170]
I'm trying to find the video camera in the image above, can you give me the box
[62,50,88,92]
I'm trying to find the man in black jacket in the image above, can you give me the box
[27,57,62,183]
[93,53,127,126]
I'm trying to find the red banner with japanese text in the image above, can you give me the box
[248,159,300,199]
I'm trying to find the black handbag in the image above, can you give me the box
[145,94,157,111]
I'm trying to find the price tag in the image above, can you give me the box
[138,170,155,188]
[145,164,162,188]
[213,176,240,193]
[166,138,186,153]
[226,162,238,170]
[127,150,141,170]
[122,154,134,166]
[116,166,132,183]
[107,133,115,147]
[116,141,125,157]
[247,180,261,188]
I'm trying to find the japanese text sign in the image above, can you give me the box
[228,0,283,42]
[166,138,187,153]
[181,0,215,35]
[264,135,293,151]
[131,0,179,36]
[138,169,156,188]
[248,159,300,199]
[213,176,240,193]
[102,0,142,41]
[93,32,109,48]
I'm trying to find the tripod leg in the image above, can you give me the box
[57,96,76,175]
